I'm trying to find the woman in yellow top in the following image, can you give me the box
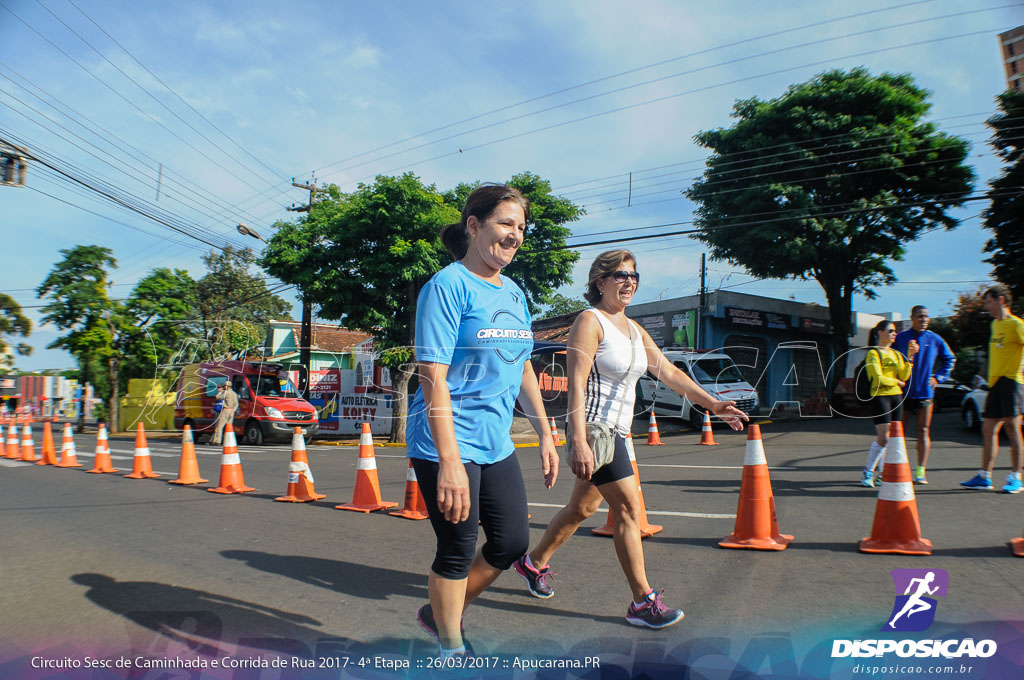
[860,320,918,487]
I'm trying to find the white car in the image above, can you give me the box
[636,350,759,429]
[961,387,985,432]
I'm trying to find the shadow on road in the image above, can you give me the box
[70,573,329,656]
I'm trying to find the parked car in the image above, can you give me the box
[174,361,318,445]
[961,387,986,432]
[934,381,971,411]
[635,350,759,429]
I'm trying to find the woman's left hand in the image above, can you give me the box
[710,401,749,431]
[538,438,559,489]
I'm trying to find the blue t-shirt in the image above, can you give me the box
[893,329,956,399]
[407,262,534,464]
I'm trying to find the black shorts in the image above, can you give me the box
[871,394,904,425]
[983,377,1024,419]
[903,398,933,414]
[589,433,636,487]
[411,453,529,580]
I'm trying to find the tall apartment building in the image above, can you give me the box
[999,26,1023,92]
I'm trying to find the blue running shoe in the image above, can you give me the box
[960,474,993,489]
[860,470,874,488]
[1002,474,1023,494]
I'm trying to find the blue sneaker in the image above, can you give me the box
[960,474,993,490]
[1002,475,1023,494]
[860,470,874,488]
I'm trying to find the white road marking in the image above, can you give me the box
[638,463,797,470]
[527,501,735,519]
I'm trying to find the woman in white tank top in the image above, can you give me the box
[513,250,748,629]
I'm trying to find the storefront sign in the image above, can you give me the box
[801,317,831,335]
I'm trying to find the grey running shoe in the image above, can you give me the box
[513,554,555,598]
[625,589,684,629]
[416,604,468,650]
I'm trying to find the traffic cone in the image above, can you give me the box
[336,422,398,512]
[390,460,429,520]
[275,428,325,502]
[56,423,83,468]
[719,424,793,550]
[593,434,663,538]
[698,411,719,445]
[20,422,37,462]
[646,411,665,445]
[169,425,207,485]
[208,424,254,494]
[87,423,117,473]
[5,422,19,459]
[1011,529,1024,557]
[36,422,58,466]
[550,417,561,447]
[859,421,932,555]
[124,422,161,479]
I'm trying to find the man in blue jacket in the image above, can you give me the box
[894,306,956,485]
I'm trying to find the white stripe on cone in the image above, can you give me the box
[134,447,151,457]
[743,439,767,467]
[224,430,237,448]
[183,428,193,444]
[289,460,313,482]
[406,467,418,482]
[360,431,373,446]
[221,453,241,466]
[292,432,306,450]
[625,436,636,462]
[879,481,916,502]
[885,436,909,464]
[357,457,377,470]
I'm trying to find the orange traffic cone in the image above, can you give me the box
[37,422,58,466]
[698,411,719,446]
[336,422,398,513]
[550,417,561,447]
[5,422,19,459]
[208,424,254,494]
[56,423,83,468]
[719,424,793,550]
[860,421,932,555]
[87,423,116,473]
[20,422,37,462]
[646,411,665,445]
[124,422,160,479]
[593,434,663,538]
[169,425,208,485]
[390,460,429,520]
[1011,529,1024,557]
[275,428,325,502]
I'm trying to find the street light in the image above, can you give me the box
[235,223,313,399]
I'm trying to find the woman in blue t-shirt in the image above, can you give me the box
[408,184,559,658]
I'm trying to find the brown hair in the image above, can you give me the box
[869,319,894,346]
[583,249,636,305]
[984,284,1012,308]
[440,184,530,260]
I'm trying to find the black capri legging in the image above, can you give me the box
[411,453,529,580]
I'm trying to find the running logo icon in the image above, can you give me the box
[883,568,949,632]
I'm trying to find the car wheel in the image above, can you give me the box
[689,406,706,431]
[962,403,980,433]
[245,419,264,446]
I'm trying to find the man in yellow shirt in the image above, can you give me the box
[961,285,1024,493]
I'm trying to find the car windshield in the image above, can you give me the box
[249,374,299,398]
[691,358,746,384]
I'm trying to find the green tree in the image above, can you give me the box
[686,68,974,380]
[539,293,588,319]
[0,292,32,371]
[982,90,1024,296]
[443,172,583,313]
[262,173,459,442]
[120,267,198,387]
[196,246,292,358]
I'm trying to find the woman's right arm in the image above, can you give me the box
[419,361,470,524]
[866,350,902,389]
[566,312,601,481]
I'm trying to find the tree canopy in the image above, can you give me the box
[0,293,32,368]
[686,68,974,378]
[982,89,1024,295]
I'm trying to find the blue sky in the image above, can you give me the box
[1,0,1021,370]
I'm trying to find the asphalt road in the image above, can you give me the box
[1,410,1021,678]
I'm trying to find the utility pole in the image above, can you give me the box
[288,177,317,399]
[698,253,707,350]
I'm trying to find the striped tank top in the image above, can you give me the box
[584,308,648,436]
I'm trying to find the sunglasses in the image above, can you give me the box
[604,270,640,284]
